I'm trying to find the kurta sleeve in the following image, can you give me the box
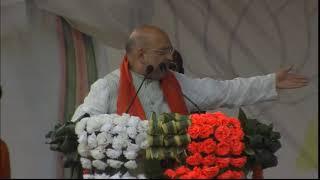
[70,78,110,122]
[174,72,278,112]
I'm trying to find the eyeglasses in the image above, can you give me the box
[146,46,174,56]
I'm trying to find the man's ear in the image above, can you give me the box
[137,48,148,65]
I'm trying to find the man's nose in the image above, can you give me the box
[166,53,174,61]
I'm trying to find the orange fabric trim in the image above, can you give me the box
[117,56,188,120]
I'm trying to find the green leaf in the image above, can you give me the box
[238,108,248,127]
[47,136,65,144]
[270,131,281,140]
[60,136,78,153]
[49,144,61,152]
[256,123,270,135]
[249,135,264,148]
[244,148,256,156]
[45,131,53,139]
[255,149,278,169]
[55,124,76,137]
[268,140,281,153]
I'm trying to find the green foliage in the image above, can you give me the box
[45,121,82,179]
[238,108,281,175]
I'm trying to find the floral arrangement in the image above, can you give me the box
[46,109,281,179]
[45,118,83,179]
[146,112,191,160]
[238,108,281,178]
[75,113,149,179]
[164,112,247,179]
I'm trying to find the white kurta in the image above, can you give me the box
[71,69,278,122]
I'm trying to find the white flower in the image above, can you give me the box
[127,116,140,128]
[127,127,137,139]
[137,120,148,133]
[86,117,102,134]
[105,133,113,145]
[112,115,129,126]
[121,172,136,179]
[123,151,138,160]
[78,143,90,157]
[106,148,122,159]
[88,133,98,149]
[112,134,128,150]
[90,146,105,160]
[110,172,122,179]
[107,159,123,169]
[75,117,89,135]
[92,160,108,170]
[124,160,137,169]
[94,173,109,179]
[140,140,150,149]
[135,132,147,146]
[83,174,94,179]
[80,158,92,169]
[137,174,147,179]
[111,124,127,135]
[100,121,113,132]
[126,142,140,152]
[97,132,111,146]
[77,131,88,144]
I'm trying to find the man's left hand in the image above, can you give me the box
[276,65,309,89]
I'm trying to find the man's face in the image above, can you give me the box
[142,35,174,80]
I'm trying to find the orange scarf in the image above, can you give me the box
[117,56,188,120]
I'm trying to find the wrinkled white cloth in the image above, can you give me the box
[71,69,277,122]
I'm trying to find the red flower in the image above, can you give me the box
[230,156,247,168]
[188,125,201,139]
[179,174,193,179]
[215,142,231,156]
[232,170,245,179]
[186,153,203,166]
[187,141,200,154]
[185,167,202,178]
[230,128,244,141]
[231,141,245,155]
[164,169,176,179]
[228,117,241,128]
[82,169,90,174]
[217,170,233,179]
[212,111,226,119]
[201,113,216,124]
[201,139,217,154]
[214,125,231,142]
[202,155,216,166]
[175,166,190,176]
[201,166,220,178]
[215,157,230,169]
[198,125,214,139]
[190,114,204,125]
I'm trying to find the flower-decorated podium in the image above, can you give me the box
[46,109,281,179]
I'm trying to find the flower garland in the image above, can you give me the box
[75,113,149,179]
[164,112,247,179]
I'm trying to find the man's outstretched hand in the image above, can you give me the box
[276,65,309,89]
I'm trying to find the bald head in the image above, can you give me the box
[125,25,170,54]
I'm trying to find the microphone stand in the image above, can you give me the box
[159,62,203,114]
[125,65,154,114]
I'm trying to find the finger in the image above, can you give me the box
[284,65,294,73]
[284,83,308,89]
[288,73,308,79]
[289,78,309,83]
[290,81,309,87]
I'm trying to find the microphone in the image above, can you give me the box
[159,62,203,114]
[125,65,154,114]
